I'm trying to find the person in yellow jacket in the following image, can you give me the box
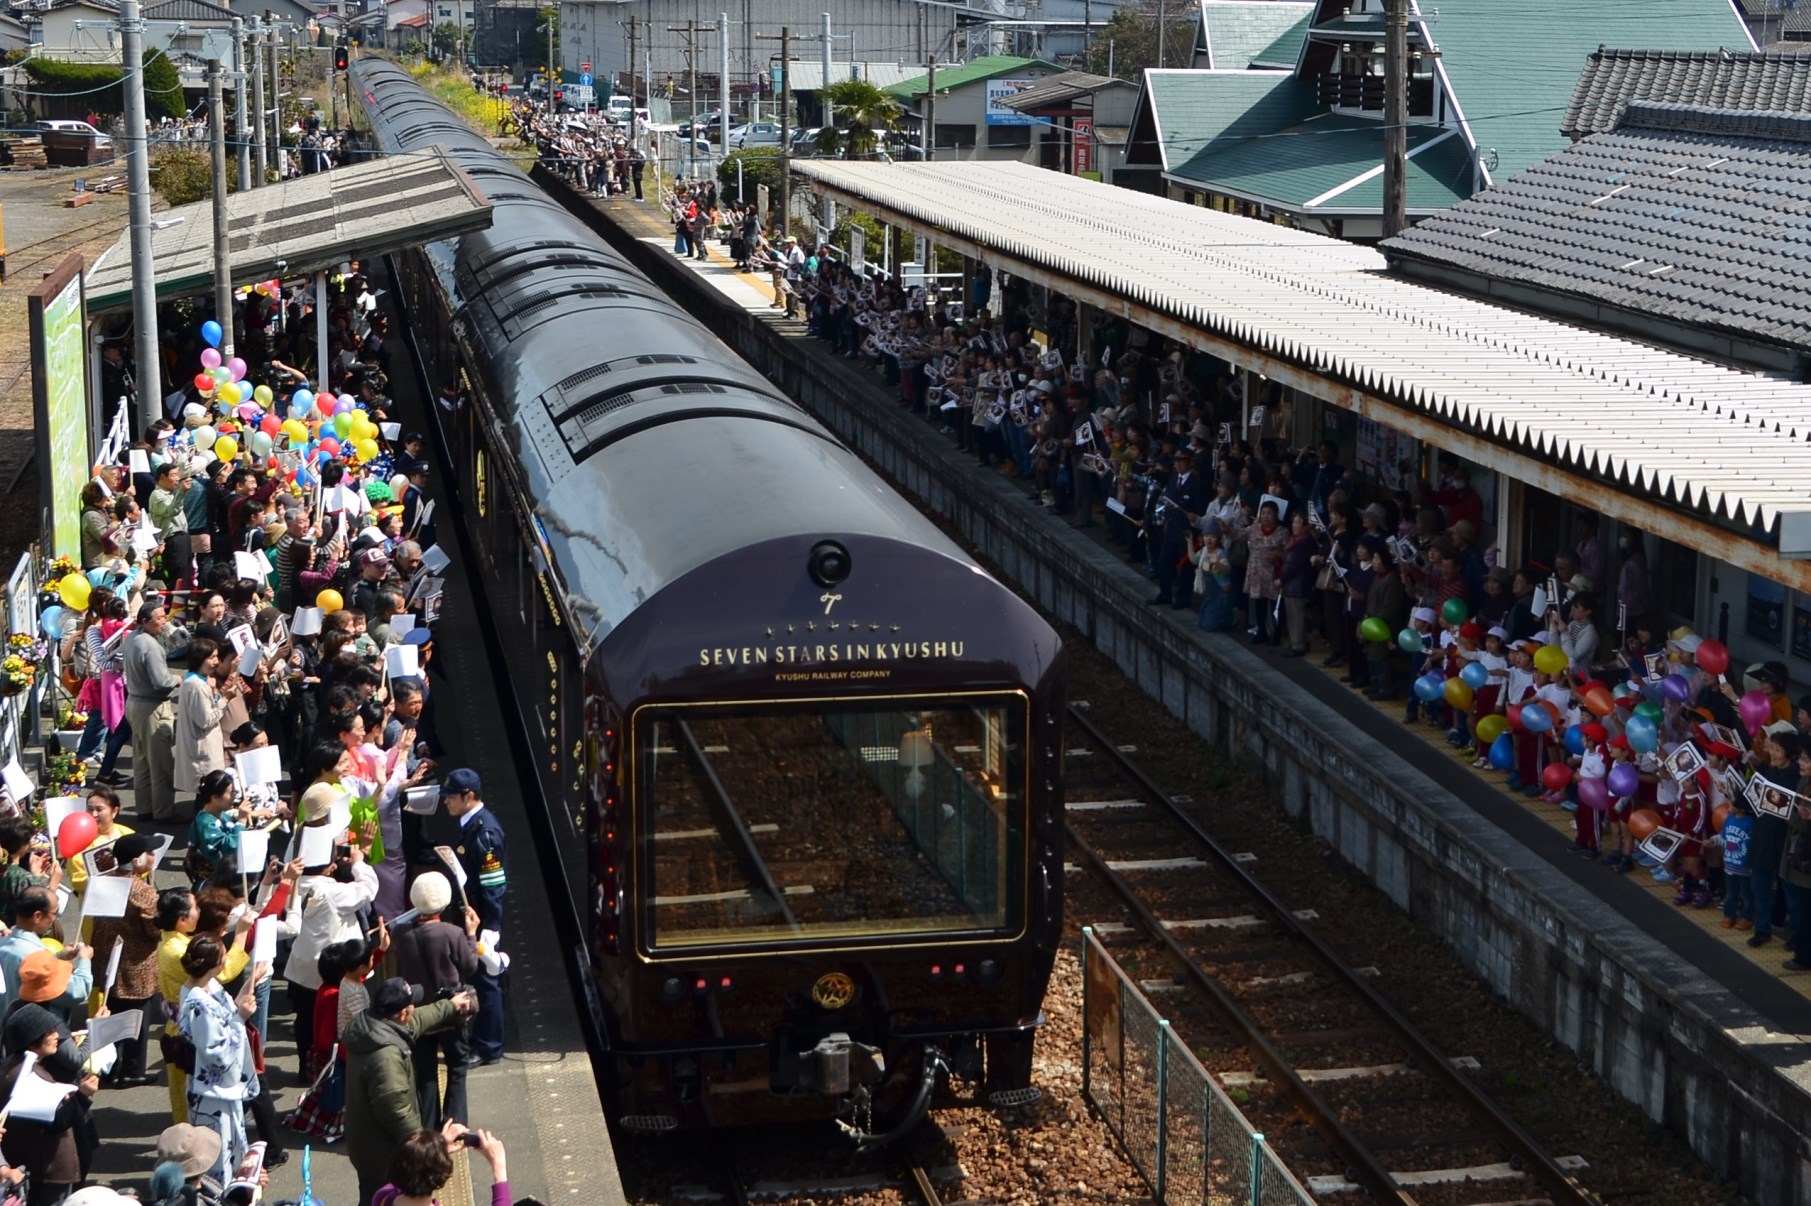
[156,887,252,1122]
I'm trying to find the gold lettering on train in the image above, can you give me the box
[699,641,966,667]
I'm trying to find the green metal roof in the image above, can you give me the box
[1143,69,1320,170]
[1424,0,1752,182]
[1168,107,1474,213]
[886,55,1063,101]
[1198,2,1313,70]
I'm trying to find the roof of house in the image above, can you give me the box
[1562,47,1811,137]
[995,70,1135,111]
[1382,102,1811,351]
[1197,1,1313,70]
[885,55,1061,101]
[142,0,236,21]
[782,62,922,92]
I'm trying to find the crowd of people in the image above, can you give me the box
[4,260,518,1206]
[507,102,648,200]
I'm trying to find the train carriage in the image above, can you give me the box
[354,60,1065,1137]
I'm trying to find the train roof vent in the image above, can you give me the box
[660,382,727,396]
[499,284,632,336]
[637,354,700,366]
[555,362,616,393]
[574,392,640,427]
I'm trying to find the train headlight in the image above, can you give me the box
[807,540,852,588]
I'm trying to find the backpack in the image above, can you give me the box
[72,629,94,680]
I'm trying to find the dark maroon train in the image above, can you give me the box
[354,61,1066,1141]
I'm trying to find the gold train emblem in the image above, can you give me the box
[811,972,856,1010]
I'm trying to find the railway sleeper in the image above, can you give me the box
[1219,1055,1480,1087]
[1306,1155,1588,1196]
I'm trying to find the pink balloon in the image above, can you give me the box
[227,357,247,381]
[1740,690,1773,735]
[237,404,261,422]
[199,347,222,370]
[1577,776,1611,811]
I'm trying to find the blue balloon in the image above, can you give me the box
[1563,725,1587,756]
[1414,674,1444,703]
[38,605,64,638]
[1489,732,1515,770]
[291,389,314,411]
[1460,661,1490,690]
[1625,714,1659,753]
[1521,703,1554,734]
[201,320,223,348]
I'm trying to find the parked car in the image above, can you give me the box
[37,120,111,150]
[678,109,723,139]
[728,121,782,148]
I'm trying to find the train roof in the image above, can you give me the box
[352,61,991,656]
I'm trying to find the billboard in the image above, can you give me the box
[985,78,1036,125]
[29,256,89,561]
[1074,117,1094,174]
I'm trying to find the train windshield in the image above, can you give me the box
[637,695,1027,950]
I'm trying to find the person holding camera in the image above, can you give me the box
[344,978,478,1206]
[391,872,481,1130]
[375,1122,510,1206]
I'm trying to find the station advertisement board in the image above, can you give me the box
[29,255,89,561]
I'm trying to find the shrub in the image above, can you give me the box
[23,50,182,119]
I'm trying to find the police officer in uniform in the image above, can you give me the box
[1149,447,1210,610]
[442,768,507,1065]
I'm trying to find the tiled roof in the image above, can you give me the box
[1381,102,1811,351]
[995,70,1134,110]
[1424,0,1752,184]
[884,56,1062,101]
[142,0,235,20]
[1198,1,1312,71]
[1563,47,1811,137]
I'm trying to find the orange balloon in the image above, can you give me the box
[1627,809,1662,840]
[316,589,344,614]
[1584,687,1615,717]
[1713,803,1733,833]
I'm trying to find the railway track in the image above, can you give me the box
[1062,703,1598,1206]
[690,1136,949,1204]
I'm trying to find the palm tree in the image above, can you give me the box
[812,78,901,158]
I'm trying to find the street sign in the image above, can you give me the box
[580,60,591,71]
[579,72,593,86]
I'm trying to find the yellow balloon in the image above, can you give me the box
[349,418,376,443]
[217,381,241,407]
[353,438,379,462]
[1533,645,1569,676]
[57,573,91,611]
[281,419,308,444]
[316,589,344,614]
[213,436,239,462]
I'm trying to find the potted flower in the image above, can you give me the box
[0,653,35,698]
[55,703,89,751]
[41,749,85,797]
[46,555,77,583]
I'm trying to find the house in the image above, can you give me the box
[885,54,1062,161]
[1124,0,1754,239]
[991,69,1138,182]
[28,0,124,66]
[1192,0,1311,70]
[1384,50,1811,379]
[141,0,238,88]
[0,13,30,52]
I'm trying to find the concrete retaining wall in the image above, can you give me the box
[543,171,1811,1202]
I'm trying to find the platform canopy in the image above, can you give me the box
[793,159,1811,584]
[84,147,491,315]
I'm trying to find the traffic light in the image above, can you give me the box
[334,44,349,71]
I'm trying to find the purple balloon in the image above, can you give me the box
[1661,674,1692,704]
[1740,690,1772,735]
[1607,762,1640,798]
[1577,776,1611,811]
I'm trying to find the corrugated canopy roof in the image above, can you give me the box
[995,70,1134,111]
[885,55,1061,101]
[85,148,490,314]
[779,61,922,92]
[793,159,1811,536]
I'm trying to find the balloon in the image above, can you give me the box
[199,347,222,370]
[1584,687,1615,717]
[227,357,247,381]
[1533,646,1569,676]
[1359,617,1390,644]
[249,431,273,457]
[281,419,308,444]
[1661,674,1693,704]
[260,414,283,436]
[57,573,91,611]
[214,436,239,462]
[1713,803,1733,833]
[1632,701,1663,725]
[318,437,342,458]
[1443,678,1474,710]
[1398,628,1425,655]
[1627,808,1662,840]
[194,372,216,393]
[210,366,231,386]
[1460,661,1489,690]
[1611,682,1636,701]
[200,320,223,348]
[56,811,98,860]
[354,438,380,462]
[1541,763,1573,792]
[316,589,344,614]
[289,399,312,421]
[1441,598,1468,626]
[237,403,261,423]
[1475,714,1509,746]
[1607,762,1640,798]
[1695,639,1730,677]
[333,412,354,439]
[1577,777,1610,811]
[1624,714,1659,753]
[333,397,354,415]
[217,381,241,407]
[1740,690,1772,734]
[292,389,315,413]
[1506,703,1526,732]
[38,605,65,639]
[1522,703,1555,734]
[351,419,378,444]
[254,384,275,407]
[193,425,217,452]
[1413,674,1445,703]
[1563,725,1587,756]
[1489,733,1515,770]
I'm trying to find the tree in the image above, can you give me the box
[431,21,464,59]
[811,78,901,158]
[718,146,781,203]
[22,49,183,119]
[1086,0,1196,81]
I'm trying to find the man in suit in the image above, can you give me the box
[443,768,507,1065]
[1149,448,1210,610]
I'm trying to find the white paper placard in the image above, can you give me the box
[403,786,438,816]
[383,645,419,681]
[420,544,450,575]
[236,642,263,678]
[233,552,264,582]
[251,915,278,965]
[389,614,416,638]
[87,1009,142,1049]
[80,874,132,923]
[127,450,150,476]
[435,845,467,888]
[298,824,337,867]
[234,747,282,788]
[4,1056,75,1123]
[130,521,159,553]
[103,935,123,993]
[236,827,270,873]
[379,423,402,441]
[43,796,85,842]
[254,549,274,577]
[225,625,255,654]
[0,760,30,805]
[290,607,324,637]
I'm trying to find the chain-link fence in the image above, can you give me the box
[1081,927,1315,1205]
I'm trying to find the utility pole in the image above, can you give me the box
[231,17,251,189]
[623,14,638,142]
[250,18,267,182]
[120,0,160,434]
[207,58,234,356]
[924,60,936,161]
[666,19,708,179]
[1382,0,1407,237]
[820,12,832,129]
[1155,0,1165,69]
[719,13,730,152]
[265,17,281,176]
[755,26,790,234]
[546,16,555,116]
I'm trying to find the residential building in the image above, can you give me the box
[1191,0,1310,70]
[992,68,1137,181]
[886,54,1061,160]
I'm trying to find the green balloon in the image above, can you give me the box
[1397,627,1423,654]
[1634,701,1663,724]
[1441,597,1469,626]
[1360,616,1390,644]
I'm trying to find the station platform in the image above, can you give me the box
[564,180,1811,1199]
[78,302,625,1206]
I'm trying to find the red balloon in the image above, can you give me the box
[260,414,283,436]
[1627,809,1662,840]
[194,373,215,393]
[1506,703,1525,732]
[1696,638,1730,677]
[56,811,97,860]
[1541,763,1573,792]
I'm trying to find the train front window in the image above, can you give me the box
[637,697,1026,949]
